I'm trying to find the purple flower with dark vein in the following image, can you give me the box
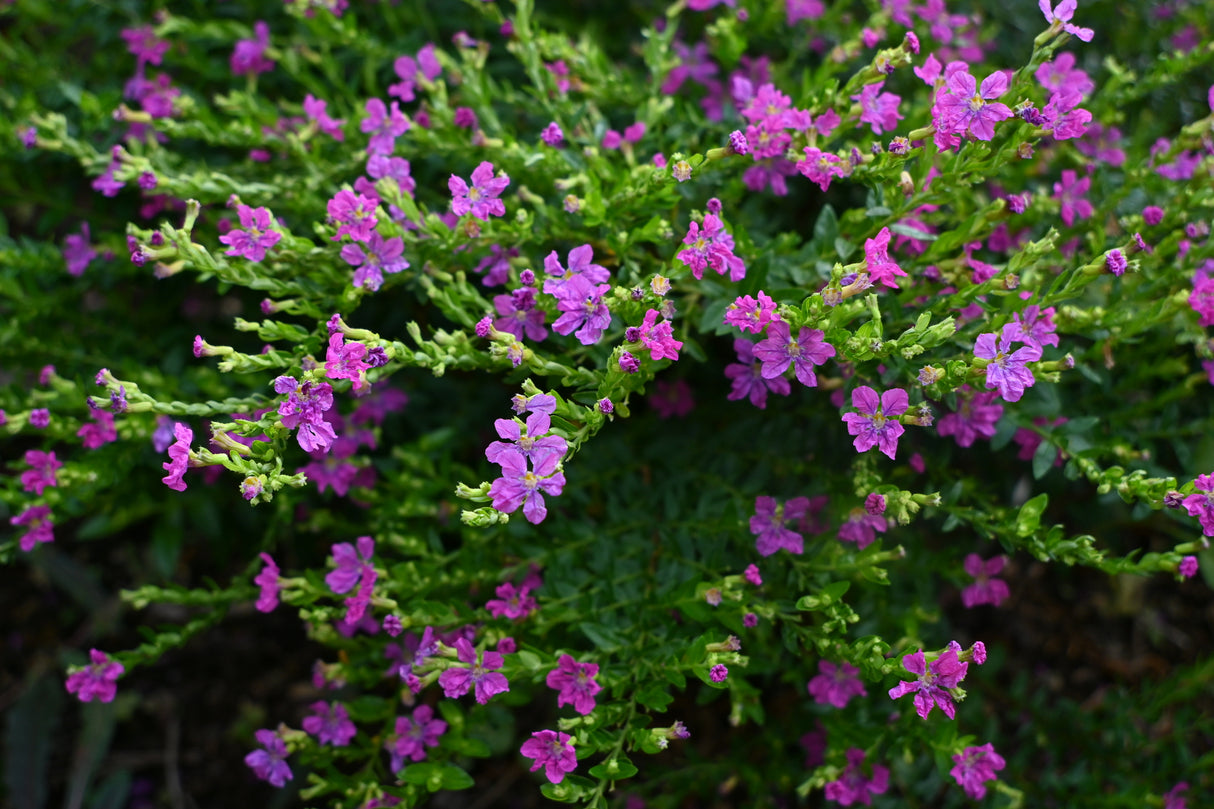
[753,322,835,387]
[935,68,1013,141]
[450,161,509,221]
[838,507,887,550]
[546,654,601,715]
[542,244,609,297]
[325,536,377,624]
[439,638,510,704]
[1039,0,1093,42]
[936,386,1003,448]
[1009,304,1060,349]
[842,387,908,459]
[551,274,612,346]
[486,411,567,469]
[327,190,378,242]
[387,705,447,771]
[676,214,745,281]
[274,376,337,453]
[750,495,810,556]
[852,81,903,135]
[488,451,566,524]
[888,647,968,719]
[219,205,282,262]
[521,730,578,784]
[494,287,548,342]
[341,232,408,291]
[726,338,792,409]
[974,327,1042,403]
[360,98,409,155]
[951,743,1006,799]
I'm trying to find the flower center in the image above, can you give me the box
[968,94,986,112]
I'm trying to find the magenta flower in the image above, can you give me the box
[1010,304,1060,349]
[551,275,612,346]
[245,729,292,787]
[935,69,1013,141]
[936,387,1003,448]
[450,161,510,221]
[485,582,538,620]
[750,495,811,556]
[340,232,408,291]
[838,507,887,550]
[161,422,193,492]
[541,244,609,297]
[231,21,274,76]
[11,505,54,552]
[807,660,868,709]
[724,291,778,334]
[475,244,519,287]
[65,649,124,703]
[950,743,1006,799]
[21,450,62,495]
[753,322,836,387]
[974,327,1042,403]
[303,701,357,747]
[842,387,908,459]
[494,288,548,342]
[325,332,371,392]
[219,205,282,262]
[360,98,409,155]
[274,376,337,453]
[726,338,791,409]
[541,122,564,147]
[862,227,907,289]
[78,409,118,449]
[888,647,968,719]
[1192,277,1214,327]
[1182,473,1214,536]
[254,553,280,613]
[325,536,377,624]
[64,222,96,276]
[521,730,578,784]
[796,147,846,191]
[961,554,1010,607]
[387,705,447,771]
[676,214,746,281]
[1053,169,1093,226]
[325,192,379,243]
[852,82,903,135]
[635,309,683,361]
[486,411,567,470]
[488,450,566,524]
[439,638,510,704]
[1039,0,1093,42]
[824,748,889,806]
[546,654,602,715]
[304,94,345,140]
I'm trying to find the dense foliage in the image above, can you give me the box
[2,0,1213,807]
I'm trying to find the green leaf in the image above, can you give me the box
[1032,439,1057,480]
[636,684,673,712]
[439,764,475,790]
[1015,493,1049,537]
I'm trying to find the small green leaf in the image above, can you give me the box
[1032,439,1057,480]
[1015,494,1049,537]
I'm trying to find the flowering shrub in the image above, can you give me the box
[2,0,1213,807]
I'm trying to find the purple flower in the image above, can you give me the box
[824,748,889,806]
[635,309,683,361]
[274,376,337,453]
[726,338,791,409]
[360,98,409,155]
[838,507,887,550]
[64,222,96,276]
[21,450,62,495]
[676,214,746,281]
[1164,782,1190,809]
[852,82,903,135]
[439,638,510,704]
[231,21,274,76]
[521,730,578,784]
[340,232,408,291]
[863,227,907,289]
[303,701,357,747]
[842,387,909,459]
[950,743,1006,799]
[485,582,538,620]
[327,190,378,243]
[244,729,292,787]
[541,122,564,146]
[542,244,609,297]
[749,495,811,556]
[546,654,601,714]
[29,408,50,428]
[488,451,566,524]
[709,664,729,683]
[254,553,280,613]
[797,147,846,191]
[387,705,447,771]
[1179,555,1199,579]
[65,649,124,704]
[935,68,1013,141]
[11,505,54,552]
[1039,0,1094,42]
[304,94,345,140]
[974,327,1042,403]
[807,660,868,709]
[551,275,612,346]
[1053,169,1093,226]
[494,288,548,342]
[450,161,510,221]
[888,648,968,720]
[325,536,377,624]
[486,411,567,469]
[936,387,1003,447]
[325,332,371,392]
[961,554,1010,607]
[161,422,193,492]
[753,322,836,387]
[1010,304,1060,349]
[1182,473,1214,536]
[724,292,778,334]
